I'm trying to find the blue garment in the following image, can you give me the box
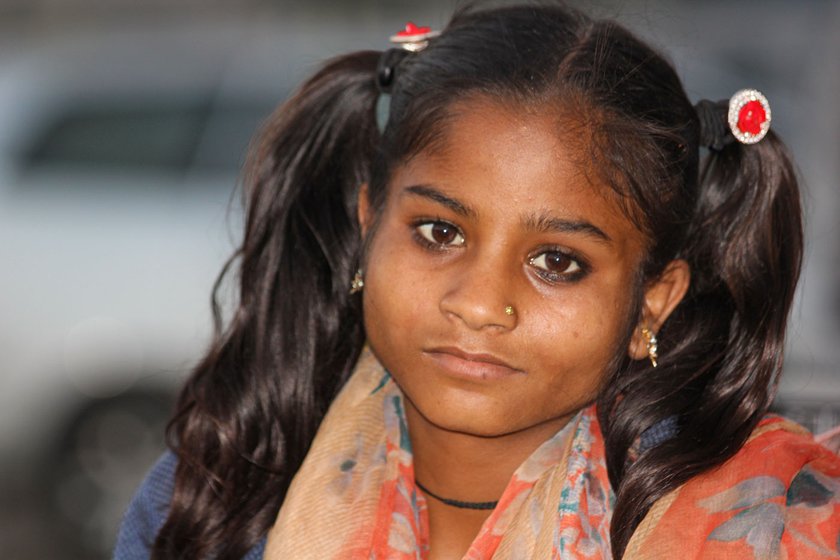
[639,414,679,452]
[112,451,266,559]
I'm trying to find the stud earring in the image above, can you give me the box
[504,305,515,316]
[641,327,658,368]
[349,269,364,294]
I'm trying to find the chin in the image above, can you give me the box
[406,393,526,438]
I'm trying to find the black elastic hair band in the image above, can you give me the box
[376,48,411,93]
[694,98,735,152]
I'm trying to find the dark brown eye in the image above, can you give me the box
[530,251,580,275]
[417,221,465,246]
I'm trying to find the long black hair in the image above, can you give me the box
[153,3,802,558]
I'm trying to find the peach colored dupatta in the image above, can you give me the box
[265,348,840,559]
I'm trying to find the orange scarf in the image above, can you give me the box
[266,348,840,558]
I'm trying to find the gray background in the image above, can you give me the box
[1,0,838,558]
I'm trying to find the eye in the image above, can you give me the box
[415,221,465,248]
[529,250,585,282]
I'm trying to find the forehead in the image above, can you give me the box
[393,96,646,249]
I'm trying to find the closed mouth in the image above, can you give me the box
[424,346,524,374]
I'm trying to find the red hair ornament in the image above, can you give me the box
[389,22,440,52]
[728,89,771,144]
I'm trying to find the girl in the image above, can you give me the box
[115,3,840,559]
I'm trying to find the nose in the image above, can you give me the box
[439,252,518,331]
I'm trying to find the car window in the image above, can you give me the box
[191,101,277,171]
[19,98,278,176]
[22,101,209,173]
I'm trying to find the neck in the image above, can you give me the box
[403,396,573,505]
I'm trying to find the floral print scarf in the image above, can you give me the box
[265,348,840,559]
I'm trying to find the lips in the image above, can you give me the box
[424,346,524,381]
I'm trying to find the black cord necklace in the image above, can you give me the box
[415,480,499,511]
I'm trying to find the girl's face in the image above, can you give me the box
[361,97,682,438]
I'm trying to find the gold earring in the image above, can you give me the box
[349,269,364,294]
[504,305,515,316]
[641,327,658,368]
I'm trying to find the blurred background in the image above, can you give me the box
[0,0,838,558]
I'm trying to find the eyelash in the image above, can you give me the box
[411,219,590,284]
[528,247,589,284]
[412,219,465,251]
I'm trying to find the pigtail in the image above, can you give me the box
[684,130,802,413]
[152,51,381,559]
[606,128,803,557]
[679,128,802,450]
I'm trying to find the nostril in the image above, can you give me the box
[439,294,517,331]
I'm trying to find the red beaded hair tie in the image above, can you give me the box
[728,89,771,144]
[389,22,440,52]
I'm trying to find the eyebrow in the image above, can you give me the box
[523,212,612,243]
[404,185,476,218]
[403,184,611,243]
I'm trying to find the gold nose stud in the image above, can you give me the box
[504,306,515,316]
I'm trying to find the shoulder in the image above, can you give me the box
[113,451,178,559]
[626,416,840,559]
[112,451,268,560]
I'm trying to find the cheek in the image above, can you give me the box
[362,229,435,341]
[525,283,633,373]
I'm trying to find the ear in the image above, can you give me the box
[357,182,372,237]
[627,259,691,361]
